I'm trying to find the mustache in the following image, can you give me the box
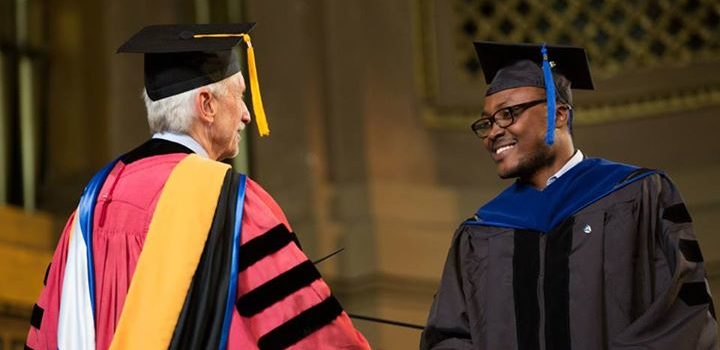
[491,137,515,148]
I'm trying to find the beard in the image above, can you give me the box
[498,137,555,182]
[224,133,241,160]
[214,132,241,161]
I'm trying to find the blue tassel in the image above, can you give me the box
[541,44,556,145]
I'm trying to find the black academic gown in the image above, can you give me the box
[421,159,717,350]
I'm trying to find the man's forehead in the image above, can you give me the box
[484,86,545,107]
[239,74,246,90]
[226,71,246,92]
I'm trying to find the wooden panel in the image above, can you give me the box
[0,205,55,307]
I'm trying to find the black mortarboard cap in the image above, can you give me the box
[474,41,594,145]
[473,41,594,96]
[117,23,254,101]
[117,23,270,136]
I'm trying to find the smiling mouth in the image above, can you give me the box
[493,142,517,156]
[496,144,514,155]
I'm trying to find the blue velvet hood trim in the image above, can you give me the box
[472,158,657,233]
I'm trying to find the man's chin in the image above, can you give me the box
[225,139,241,159]
[216,147,240,161]
[497,170,519,180]
[224,150,240,161]
[496,163,520,179]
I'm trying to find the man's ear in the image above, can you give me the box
[196,89,216,124]
[555,105,571,129]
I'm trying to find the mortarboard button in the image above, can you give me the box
[179,31,193,40]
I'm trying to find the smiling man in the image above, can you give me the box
[25,24,369,350]
[420,42,717,350]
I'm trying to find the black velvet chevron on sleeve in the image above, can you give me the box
[238,224,302,273]
[168,169,239,350]
[257,295,344,350]
[678,239,704,263]
[43,263,51,286]
[663,203,693,224]
[30,304,44,329]
[678,281,715,319]
[233,228,342,349]
[236,260,321,317]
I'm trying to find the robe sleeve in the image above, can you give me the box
[25,211,76,350]
[420,226,475,350]
[613,174,718,348]
[227,178,370,350]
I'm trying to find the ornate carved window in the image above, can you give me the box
[417,0,720,127]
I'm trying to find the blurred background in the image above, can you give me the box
[1,0,719,348]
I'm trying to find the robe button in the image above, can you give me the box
[583,224,592,234]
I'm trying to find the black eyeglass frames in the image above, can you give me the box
[470,99,547,139]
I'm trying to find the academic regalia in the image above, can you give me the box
[421,42,717,349]
[26,139,369,350]
[26,23,369,350]
[421,159,717,349]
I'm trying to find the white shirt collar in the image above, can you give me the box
[546,149,584,186]
[152,132,209,159]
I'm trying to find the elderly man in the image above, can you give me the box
[26,23,369,350]
[420,42,717,349]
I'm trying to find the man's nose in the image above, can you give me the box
[486,121,505,141]
[241,103,251,124]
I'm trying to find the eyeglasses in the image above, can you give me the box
[471,99,547,139]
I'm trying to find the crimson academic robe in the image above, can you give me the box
[26,139,369,350]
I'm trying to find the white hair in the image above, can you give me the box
[142,72,241,134]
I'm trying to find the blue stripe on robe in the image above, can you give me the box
[472,158,658,233]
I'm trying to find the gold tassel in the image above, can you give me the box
[240,34,270,137]
[193,33,270,137]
